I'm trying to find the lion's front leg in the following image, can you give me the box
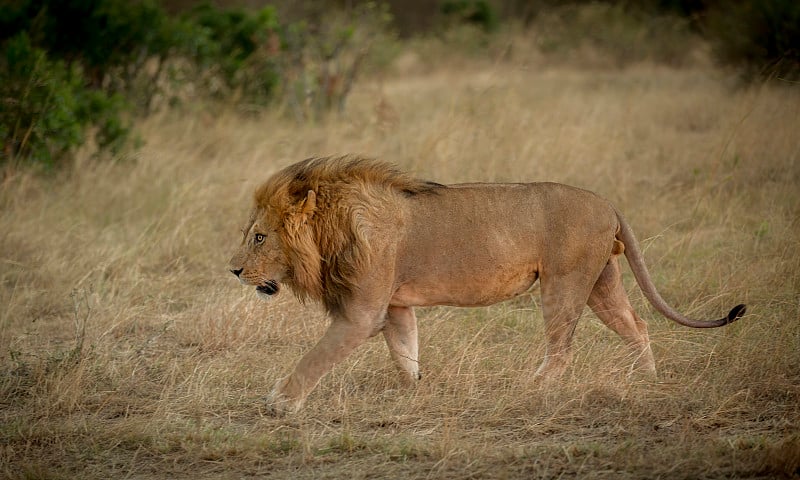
[383,306,421,383]
[266,315,375,414]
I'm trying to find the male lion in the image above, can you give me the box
[229,155,746,414]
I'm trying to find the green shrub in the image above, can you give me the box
[1,0,172,91]
[276,2,394,120]
[0,33,130,167]
[186,3,281,104]
[0,0,394,167]
[706,0,800,81]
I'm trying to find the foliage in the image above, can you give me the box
[276,2,394,120]
[1,0,172,93]
[0,0,174,166]
[0,33,130,167]
[185,3,281,104]
[1,0,391,168]
[705,0,800,81]
[3,0,796,168]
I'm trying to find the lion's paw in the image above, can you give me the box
[264,377,304,416]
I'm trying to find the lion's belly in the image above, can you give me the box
[390,264,539,308]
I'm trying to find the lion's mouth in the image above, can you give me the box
[256,280,280,296]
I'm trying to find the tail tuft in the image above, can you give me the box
[727,304,747,324]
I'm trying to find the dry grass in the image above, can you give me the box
[1,50,799,479]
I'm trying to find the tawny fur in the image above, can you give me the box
[229,155,745,414]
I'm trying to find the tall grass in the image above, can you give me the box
[1,54,799,477]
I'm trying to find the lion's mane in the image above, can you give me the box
[254,156,441,312]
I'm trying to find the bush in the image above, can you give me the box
[1,0,390,167]
[186,4,281,105]
[0,33,130,167]
[276,2,394,120]
[1,0,173,92]
[0,0,170,166]
[705,0,800,81]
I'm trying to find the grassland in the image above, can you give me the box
[1,46,799,478]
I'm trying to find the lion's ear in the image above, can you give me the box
[298,190,316,222]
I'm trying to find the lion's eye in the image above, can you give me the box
[254,233,265,244]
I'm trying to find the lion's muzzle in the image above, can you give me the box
[230,267,249,286]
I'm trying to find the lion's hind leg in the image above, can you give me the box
[535,271,596,381]
[587,256,656,377]
[383,306,421,383]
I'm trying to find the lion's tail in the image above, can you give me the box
[615,211,746,328]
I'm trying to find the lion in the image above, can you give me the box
[229,155,746,414]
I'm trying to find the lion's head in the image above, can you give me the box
[228,174,321,301]
[229,155,439,311]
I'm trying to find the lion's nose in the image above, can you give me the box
[230,268,243,277]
